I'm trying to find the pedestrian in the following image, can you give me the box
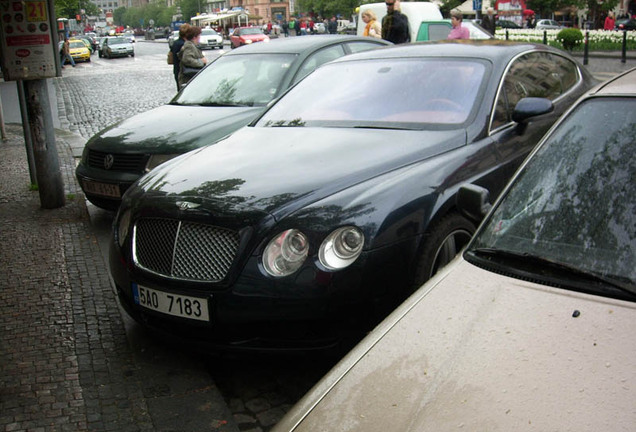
[170,23,188,91]
[328,16,338,34]
[604,12,615,30]
[362,10,382,38]
[60,37,75,68]
[289,17,296,36]
[447,10,470,39]
[282,19,289,37]
[526,14,535,29]
[381,0,410,44]
[178,25,208,89]
[481,7,496,36]
[300,18,308,35]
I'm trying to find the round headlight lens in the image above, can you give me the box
[117,209,131,248]
[319,226,364,271]
[263,229,309,277]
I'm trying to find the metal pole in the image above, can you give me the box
[543,30,547,45]
[24,79,65,209]
[583,30,589,65]
[622,30,627,64]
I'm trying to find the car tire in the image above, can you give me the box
[87,57,90,62]
[412,211,475,286]
[98,51,102,58]
[130,53,134,57]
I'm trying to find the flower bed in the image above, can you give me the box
[495,29,636,51]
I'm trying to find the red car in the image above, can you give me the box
[230,26,270,49]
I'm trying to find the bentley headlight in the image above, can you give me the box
[319,226,364,270]
[117,209,132,248]
[146,154,179,172]
[263,229,309,277]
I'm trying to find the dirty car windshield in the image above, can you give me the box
[257,58,486,129]
[173,53,295,107]
[469,98,636,294]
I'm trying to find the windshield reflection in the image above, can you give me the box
[258,58,486,129]
[174,53,295,107]
[470,98,636,289]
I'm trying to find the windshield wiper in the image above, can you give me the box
[195,102,250,107]
[468,248,636,298]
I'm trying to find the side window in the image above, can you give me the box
[492,52,580,130]
[428,23,451,41]
[292,45,346,85]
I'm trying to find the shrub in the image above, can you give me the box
[556,28,584,51]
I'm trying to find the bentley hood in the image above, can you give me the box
[134,125,466,217]
[85,104,262,154]
[274,258,636,431]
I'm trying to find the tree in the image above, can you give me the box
[55,0,99,20]
[177,0,201,22]
[297,0,360,18]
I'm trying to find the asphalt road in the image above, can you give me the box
[60,39,338,432]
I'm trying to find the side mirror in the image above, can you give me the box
[512,97,553,123]
[457,184,492,223]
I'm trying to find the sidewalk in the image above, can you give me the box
[0,123,238,431]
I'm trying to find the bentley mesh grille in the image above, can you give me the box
[88,149,147,172]
[133,218,240,282]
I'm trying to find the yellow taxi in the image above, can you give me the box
[68,39,91,62]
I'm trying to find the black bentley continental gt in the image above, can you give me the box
[110,40,596,353]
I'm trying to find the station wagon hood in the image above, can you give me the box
[86,104,262,154]
[276,258,636,431]
[137,126,465,217]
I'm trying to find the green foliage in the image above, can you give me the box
[114,1,177,28]
[297,0,360,18]
[178,0,201,22]
[556,28,583,51]
[55,0,98,20]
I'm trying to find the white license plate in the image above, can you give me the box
[82,180,120,198]
[132,284,210,322]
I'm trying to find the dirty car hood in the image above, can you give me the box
[276,258,636,431]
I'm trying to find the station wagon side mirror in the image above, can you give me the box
[512,97,553,123]
[457,184,492,223]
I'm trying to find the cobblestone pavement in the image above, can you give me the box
[0,126,157,431]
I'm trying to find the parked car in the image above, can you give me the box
[76,36,390,210]
[535,19,563,30]
[272,66,636,432]
[230,26,269,48]
[109,41,596,353]
[615,17,636,30]
[68,39,91,62]
[497,19,522,29]
[99,36,134,58]
[197,28,223,49]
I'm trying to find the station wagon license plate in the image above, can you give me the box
[82,180,120,198]
[132,284,210,322]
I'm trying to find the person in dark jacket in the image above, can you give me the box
[381,0,410,44]
[170,24,188,90]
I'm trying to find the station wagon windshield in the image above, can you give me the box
[257,58,486,129]
[468,98,636,295]
[172,53,295,107]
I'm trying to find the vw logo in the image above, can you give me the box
[103,154,115,170]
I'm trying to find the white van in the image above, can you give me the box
[357,2,443,42]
